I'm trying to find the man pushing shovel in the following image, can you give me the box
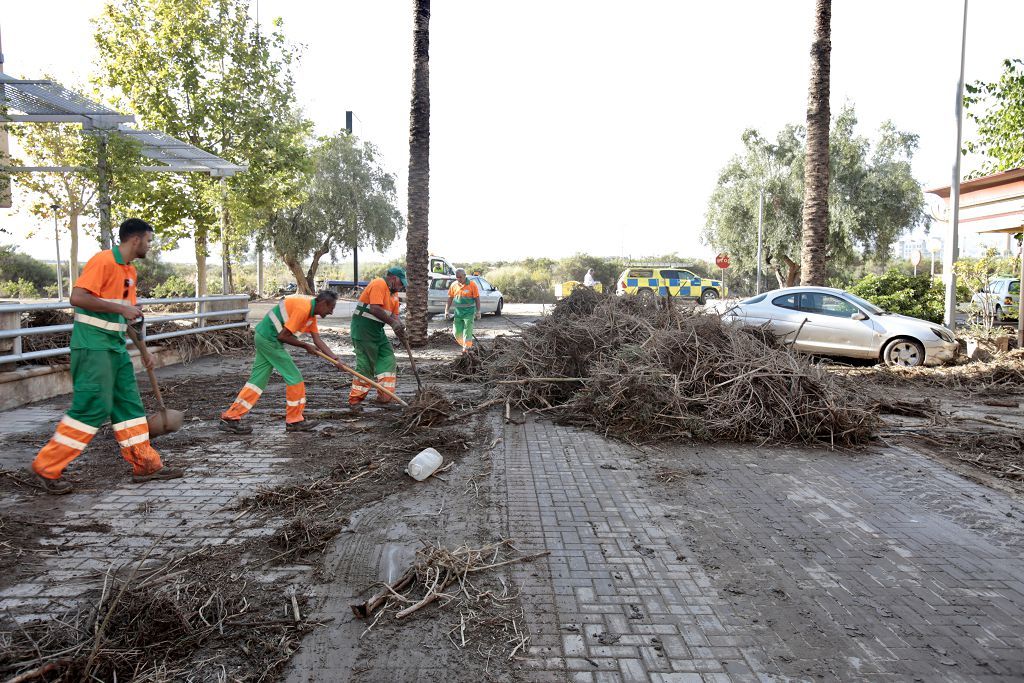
[30,219,183,494]
[219,290,341,434]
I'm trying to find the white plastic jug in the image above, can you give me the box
[406,448,443,481]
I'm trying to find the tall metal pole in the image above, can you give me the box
[0,28,12,209]
[943,0,968,328]
[51,204,64,300]
[755,188,765,294]
[96,132,112,249]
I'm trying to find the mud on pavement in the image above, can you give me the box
[0,330,532,683]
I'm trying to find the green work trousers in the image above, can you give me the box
[67,347,146,427]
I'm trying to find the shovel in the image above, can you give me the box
[126,325,185,437]
[311,349,409,407]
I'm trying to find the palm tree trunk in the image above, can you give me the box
[405,0,431,348]
[800,0,831,286]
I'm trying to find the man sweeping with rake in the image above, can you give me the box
[219,290,340,434]
[349,267,408,408]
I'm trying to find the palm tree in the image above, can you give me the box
[405,0,431,347]
[800,0,831,286]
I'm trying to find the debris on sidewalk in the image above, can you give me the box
[445,289,876,447]
[351,539,548,658]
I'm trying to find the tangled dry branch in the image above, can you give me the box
[444,289,876,447]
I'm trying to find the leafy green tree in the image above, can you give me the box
[0,245,55,290]
[964,58,1024,174]
[704,105,925,290]
[261,134,403,294]
[848,270,945,324]
[94,0,309,295]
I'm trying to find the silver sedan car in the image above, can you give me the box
[718,286,958,367]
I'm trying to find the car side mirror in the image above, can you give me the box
[851,312,868,321]
[489,286,497,291]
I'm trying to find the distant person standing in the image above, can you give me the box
[583,269,599,287]
[445,269,481,353]
[30,218,183,494]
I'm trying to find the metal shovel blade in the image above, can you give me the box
[148,408,184,438]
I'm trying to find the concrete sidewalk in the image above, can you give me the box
[499,416,1024,682]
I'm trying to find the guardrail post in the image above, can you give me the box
[202,296,248,325]
[0,302,19,355]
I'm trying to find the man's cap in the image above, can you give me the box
[387,266,408,288]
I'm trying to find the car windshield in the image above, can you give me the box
[842,292,884,315]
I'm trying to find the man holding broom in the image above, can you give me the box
[219,290,340,434]
[29,218,183,494]
[348,267,408,407]
[445,268,481,353]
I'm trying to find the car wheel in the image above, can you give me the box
[698,288,719,305]
[494,298,503,316]
[882,337,925,368]
[637,288,656,303]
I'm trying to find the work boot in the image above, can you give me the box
[132,466,185,483]
[285,419,318,433]
[218,418,253,435]
[28,468,73,495]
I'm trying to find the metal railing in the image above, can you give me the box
[0,295,249,366]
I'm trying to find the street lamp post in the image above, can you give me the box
[755,188,765,295]
[51,204,64,300]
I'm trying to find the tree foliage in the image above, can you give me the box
[964,58,1024,174]
[847,270,945,324]
[0,245,55,290]
[703,104,925,289]
[94,0,309,294]
[262,134,403,294]
[9,114,143,283]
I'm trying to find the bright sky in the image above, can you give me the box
[1,0,1022,267]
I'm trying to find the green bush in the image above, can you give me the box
[488,265,555,303]
[0,278,42,299]
[0,245,55,289]
[848,271,946,323]
[151,274,195,299]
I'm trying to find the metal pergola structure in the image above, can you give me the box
[0,72,246,244]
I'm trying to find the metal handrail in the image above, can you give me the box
[0,296,250,366]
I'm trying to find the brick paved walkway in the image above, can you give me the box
[498,416,1024,682]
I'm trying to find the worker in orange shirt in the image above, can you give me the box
[349,267,407,406]
[29,218,183,494]
[219,290,341,433]
[445,268,481,352]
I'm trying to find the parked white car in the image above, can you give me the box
[427,276,505,316]
[971,277,1019,322]
[719,286,958,367]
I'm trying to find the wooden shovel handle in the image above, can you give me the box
[311,349,409,407]
[125,324,167,411]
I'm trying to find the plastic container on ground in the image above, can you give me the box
[406,447,443,481]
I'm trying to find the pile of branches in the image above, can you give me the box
[448,289,876,447]
[396,387,456,433]
[352,539,547,659]
[0,550,310,682]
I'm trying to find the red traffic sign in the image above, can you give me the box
[715,253,731,269]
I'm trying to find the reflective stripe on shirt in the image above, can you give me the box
[74,312,126,333]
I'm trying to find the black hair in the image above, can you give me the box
[119,218,155,242]
[315,290,339,304]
